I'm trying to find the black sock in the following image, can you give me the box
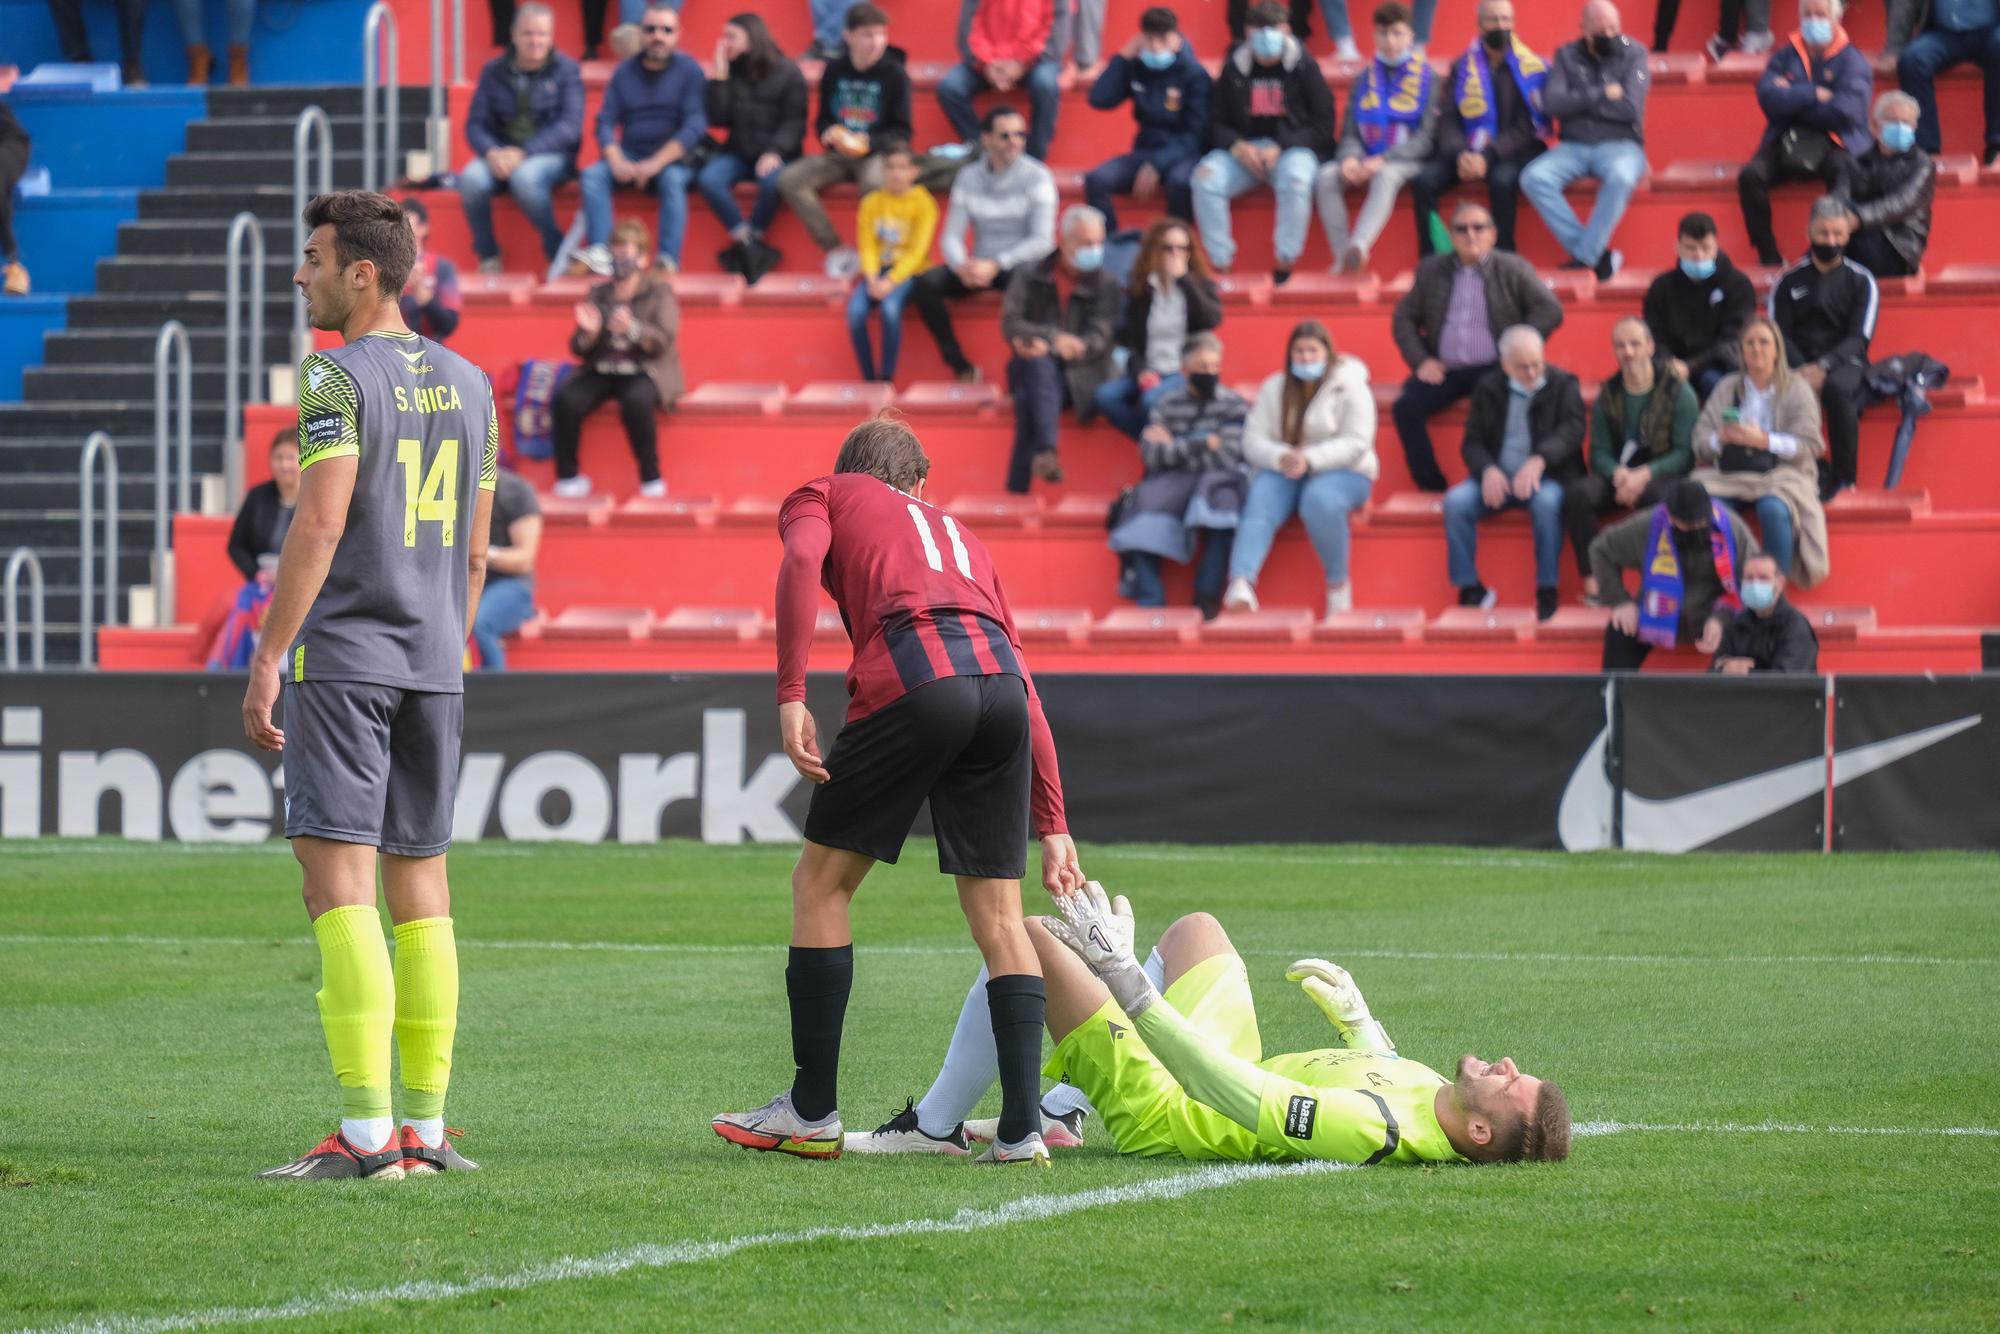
[786,944,853,1122]
[987,973,1048,1145]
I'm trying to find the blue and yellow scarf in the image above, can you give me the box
[1353,56,1434,154]
[1638,500,1740,649]
[1453,35,1549,152]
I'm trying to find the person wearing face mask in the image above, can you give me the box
[1520,0,1650,282]
[1842,90,1935,279]
[1642,211,1758,401]
[551,218,684,499]
[1084,7,1212,233]
[1226,0,1439,62]
[1711,551,1819,672]
[1095,218,1223,439]
[1768,194,1876,501]
[1891,0,2000,165]
[1737,0,1872,269]
[1442,325,1585,622]
[1222,320,1377,620]
[1316,2,1441,273]
[1000,205,1122,492]
[1411,0,1549,257]
[1591,478,1758,671]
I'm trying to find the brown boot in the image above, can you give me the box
[186,43,213,84]
[227,43,249,85]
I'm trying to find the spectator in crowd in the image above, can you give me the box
[1520,0,1649,280]
[1061,0,1110,81]
[1113,332,1250,614]
[805,0,850,61]
[1000,204,1119,491]
[459,4,585,274]
[700,13,807,283]
[1316,3,1441,273]
[1690,315,1830,584]
[0,99,27,295]
[1592,477,1757,670]
[1095,217,1222,438]
[471,461,543,670]
[1390,200,1564,492]
[911,105,1059,383]
[1642,210,1758,400]
[1411,0,1549,257]
[398,198,462,342]
[552,218,684,498]
[1769,195,1875,499]
[576,2,706,276]
[1083,6,1211,232]
[1892,0,2000,163]
[1443,326,1585,621]
[1195,2,1338,283]
[1564,317,1698,601]
[1711,550,1819,671]
[1222,318,1378,619]
[940,0,1067,162]
[226,428,300,579]
[847,141,938,382]
[47,0,148,86]
[1700,0,1776,59]
[779,3,915,279]
[1738,0,1871,268]
[1843,90,1934,278]
[1225,0,1440,59]
[173,0,252,84]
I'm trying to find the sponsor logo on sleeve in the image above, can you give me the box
[1284,1095,1318,1140]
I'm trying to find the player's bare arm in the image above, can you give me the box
[242,452,357,752]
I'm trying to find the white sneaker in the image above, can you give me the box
[552,475,592,499]
[711,1091,844,1159]
[1325,583,1353,618]
[1334,36,1361,60]
[974,1131,1050,1165]
[843,1101,973,1156]
[1222,577,1259,613]
[825,246,860,279]
[1739,28,1774,54]
[965,1105,1086,1149]
[577,243,613,276]
[638,479,667,499]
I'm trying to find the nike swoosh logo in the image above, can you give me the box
[1559,713,1982,853]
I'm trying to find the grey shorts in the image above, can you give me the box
[282,681,463,857]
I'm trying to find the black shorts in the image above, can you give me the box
[804,673,1032,879]
[282,681,463,857]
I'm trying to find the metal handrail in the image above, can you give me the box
[79,432,120,669]
[291,105,333,363]
[362,2,400,192]
[223,212,266,513]
[153,321,193,630]
[3,547,46,671]
[452,0,465,83]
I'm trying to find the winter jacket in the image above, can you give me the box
[1142,383,1250,472]
[1590,369,1698,478]
[1435,43,1550,163]
[1885,0,2000,54]
[1848,145,1935,272]
[572,277,684,406]
[1642,252,1758,382]
[1208,35,1339,159]
[1391,250,1565,369]
[1590,504,1760,638]
[1768,256,1878,367]
[706,55,808,164]
[939,153,1059,268]
[227,481,293,579]
[1543,34,1649,145]
[1461,366,1587,482]
[1754,28,1873,156]
[1692,370,1829,586]
[1242,356,1379,480]
[811,45,914,153]
[1117,272,1223,369]
[1110,385,1250,561]
[959,0,1067,69]
[1001,253,1122,417]
[1088,46,1212,167]
[1336,58,1443,165]
[466,52,586,160]
[597,51,707,159]
[1713,597,1819,672]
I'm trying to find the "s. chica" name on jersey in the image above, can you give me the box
[393,383,464,414]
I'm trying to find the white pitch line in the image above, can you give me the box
[1577,1120,1999,1138]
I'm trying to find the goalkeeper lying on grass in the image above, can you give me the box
[847,886,1571,1165]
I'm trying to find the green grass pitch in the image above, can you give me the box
[1,839,1996,1331]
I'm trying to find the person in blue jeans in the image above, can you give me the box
[1519,3,1649,281]
[698,13,807,282]
[1223,320,1379,621]
[939,0,1067,160]
[1082,6,1211,232]
[1441,327,1586,622]
[846,144,939,381]
[1893,0,2000,161]
[805,0,849,61]
[1094,217,1221,438]
[576,2,706,275]
[470,467,543,670]
[459,5,584,273]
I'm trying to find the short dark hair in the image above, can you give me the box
[397,195,429,224]
[1246,0,1288,25]
[1373,1,1412,27]
[1519,1083,1572,1163]
[270,426,300,454]
[1678,211,1718,241]
[874,136,916,166]
[844,1,887,29]
[835,414,931,491]
[1139,5,1178,35]
[979,103,1025,133]
[303,190,416,299]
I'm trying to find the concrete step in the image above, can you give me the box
[166,151,373,192]
[185,113,430,154]
[44,326,293,367]
[94,254,300,295]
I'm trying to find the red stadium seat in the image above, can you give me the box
[898,380,1002,414]
[537,493,614,527]
[789,381,897,415]
[741,274,851,307]
[1802,605,1879,641]
[948,494,1041,527]
[1092,607,1203,644]
[1535,606,1613,644]
[1267,272,1382,308]
[1014,607,1093,646]
[677,382,789,415]
[1424,607,1537,642]
[616,494,720,527]
[1200,608,1314,643]
[654,606,765,642]
[1312,608,1426,643]
[542,606,654,641]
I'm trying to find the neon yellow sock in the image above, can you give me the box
[393,916,459,1123]
[311,904,395,1123]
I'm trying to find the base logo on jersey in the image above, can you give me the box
[1284,1095,1318,1140]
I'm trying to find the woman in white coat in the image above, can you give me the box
[1222,319,1379,618]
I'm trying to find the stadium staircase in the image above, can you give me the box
[5,0,1995,672]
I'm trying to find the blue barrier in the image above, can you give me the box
[13,188,139,293]
[8,86,203,188]
[0,0,373,85]
[0,295,68,400]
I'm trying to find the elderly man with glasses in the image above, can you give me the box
[574,1,707,276]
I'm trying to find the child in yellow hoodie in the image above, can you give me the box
[846,141,938,383]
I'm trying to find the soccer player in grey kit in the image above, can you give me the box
[243,190,498,1181]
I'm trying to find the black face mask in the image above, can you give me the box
[1810,241,1844,264]
[1589,33,1617,57]
[1483,27,1512,50]
[1188,372,1220,399]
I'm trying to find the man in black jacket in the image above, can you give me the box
[1001,206,1121,492]
[1441,326,1587,621]
[1844,90,1934,279]
[1642,211,1758,399]
[1084,6,1212,231]
[1711,551,1819,672]
[1410,0,1550,255]
[1769,195,1878,498]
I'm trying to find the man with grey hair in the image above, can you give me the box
[457,3,585,272]
[1768,195,1876,498]
[1891,0,2000,163]
[999,203,1118,491]
[1442,324,1586,620]
[1844,89,1935,277]
[1737,0,1871,268]
[1520,0,1649,281]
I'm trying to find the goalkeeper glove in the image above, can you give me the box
[1042,882,1157,1018]
[1284,958,1396,1054]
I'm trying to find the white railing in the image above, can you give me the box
[223,211,266,512]
[291,105,333,363]
[79,431,120,670]
[153,321,193,630]
[362,2,400,192]
[2,547,46,671]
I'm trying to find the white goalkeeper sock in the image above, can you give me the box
[341,1117,393,1155]
[914,967,997,1138]
[1143,946,1166,990]
[401,1116,444,1149]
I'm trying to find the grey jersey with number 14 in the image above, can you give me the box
[290,329,498,692]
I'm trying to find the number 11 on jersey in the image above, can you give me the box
[908,503,973,579]
[397,437,460,547]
